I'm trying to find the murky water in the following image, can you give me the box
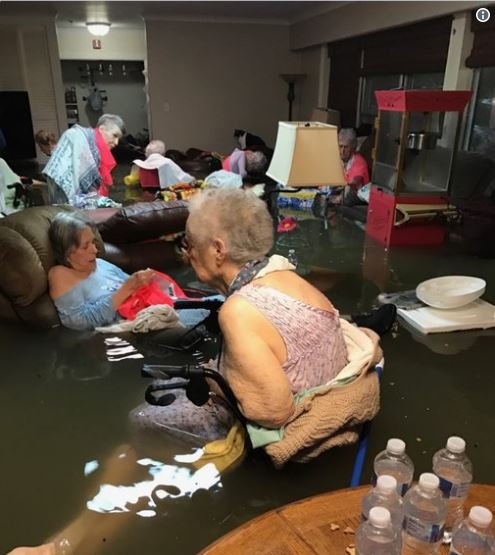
[1,216,494,554]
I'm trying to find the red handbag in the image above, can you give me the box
[118,271,188,320]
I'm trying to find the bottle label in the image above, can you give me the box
[372,472,410,495]
[403,515,444,543]
[438,477,470,499]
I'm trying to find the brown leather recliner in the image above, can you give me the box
[0,200,189,328]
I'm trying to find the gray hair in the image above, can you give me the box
[245,151,267,175]
[49,212,98,267]
[145,139,166,157]
[338,128,357,149]
[97,113,125,135]
[188,188,274,264]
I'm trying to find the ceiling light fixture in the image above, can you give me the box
[86,22,111,37]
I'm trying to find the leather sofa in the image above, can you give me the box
[0,200,189,328]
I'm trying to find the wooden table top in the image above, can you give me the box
[200,484,495,555]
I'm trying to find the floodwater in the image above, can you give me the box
[1,215,494,554]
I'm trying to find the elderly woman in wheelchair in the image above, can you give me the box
[137,187,382,468]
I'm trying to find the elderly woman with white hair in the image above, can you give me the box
[126,138,195,191]
[43,113,125,205]
[182,188,349,428]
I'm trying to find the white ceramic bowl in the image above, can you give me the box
[416,276,486,310]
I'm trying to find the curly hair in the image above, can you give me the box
[187,188,273,264]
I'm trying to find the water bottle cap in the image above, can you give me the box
[369,507,391,528]
[446,436,466,454]
[469,506,493,528]
[376,475,398,493]
[386,438,406,455]
[419,473,439,490]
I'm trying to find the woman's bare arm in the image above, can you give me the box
[219,297,294,428]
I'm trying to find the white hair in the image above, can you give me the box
[97,113,125,134]
[145,139,166,157]
[338,128,357,149]
[245,151,267,175]
[188,188,274,264]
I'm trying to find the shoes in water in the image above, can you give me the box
[351,304,397,337]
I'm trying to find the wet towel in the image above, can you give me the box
[95,304,184,334]
[44,125,100,203]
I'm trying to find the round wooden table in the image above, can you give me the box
[200,484,495,554]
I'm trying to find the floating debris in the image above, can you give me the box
[330,523,340,531]
[344,526,354,535]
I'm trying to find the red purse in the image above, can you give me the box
[117,271,188,320]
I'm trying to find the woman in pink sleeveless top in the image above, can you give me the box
[184,188,348,429]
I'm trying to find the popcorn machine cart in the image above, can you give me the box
[366,90,471,246]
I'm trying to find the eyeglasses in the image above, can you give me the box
[181,236,192,253]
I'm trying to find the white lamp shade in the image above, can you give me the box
[267,122,345,187]
[87,23,111,36]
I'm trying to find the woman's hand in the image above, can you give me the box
[126,269,156,292]
[112,268,156,309]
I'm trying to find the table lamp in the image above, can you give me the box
[266,122,345,188]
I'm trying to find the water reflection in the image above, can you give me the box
[87,456,221,516]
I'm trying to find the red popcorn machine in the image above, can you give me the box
[366,90,472,246]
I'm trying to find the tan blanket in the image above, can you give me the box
[265,325,382,468]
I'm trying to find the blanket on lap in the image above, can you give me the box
[260,322,382,467]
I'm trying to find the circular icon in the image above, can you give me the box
[476,8,491,23]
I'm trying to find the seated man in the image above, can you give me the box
[43,114,124,205]
[125,139,195,191]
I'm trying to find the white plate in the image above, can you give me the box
[416,276,486,310]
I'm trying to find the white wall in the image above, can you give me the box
[0,18,66,157]
[57,25,146,61]
[290,0,493,50]
[146,19,301,152]
[60,61,148,137]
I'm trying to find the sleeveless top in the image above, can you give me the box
[234,283,348,394]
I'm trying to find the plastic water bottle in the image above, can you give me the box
[402,473,448,555]
[433,436,473,542]
[362,475,404,533]
[450,506,494,555]
[287,248,298,268]
[356,506,400,555]
[373,438,414,495]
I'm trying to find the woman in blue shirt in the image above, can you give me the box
[48,212,212,331]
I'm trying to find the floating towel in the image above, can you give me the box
[96,304,184,334]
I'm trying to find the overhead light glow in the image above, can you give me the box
[86,22,111,37]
